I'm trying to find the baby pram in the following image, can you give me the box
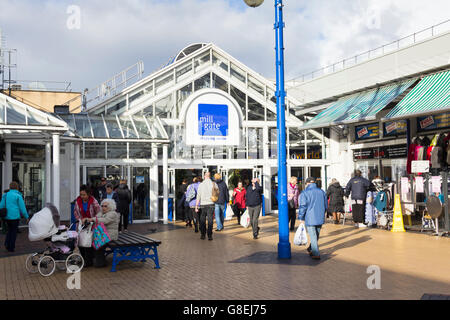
[26,204,84,277]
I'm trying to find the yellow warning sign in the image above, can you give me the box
[391,194,405,233]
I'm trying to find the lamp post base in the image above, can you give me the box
[277,242,291,259]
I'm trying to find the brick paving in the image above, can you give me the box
[0,215,449,300]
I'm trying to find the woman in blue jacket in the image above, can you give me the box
[0,181,29,252]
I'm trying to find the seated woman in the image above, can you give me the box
[84,198,119,268]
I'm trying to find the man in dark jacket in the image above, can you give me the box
[246,178,263,239]
[97,177,107,202]
[213,173,229,231]
[101,183,119,206]
[298,177,327,260]
[116,180,132,232]
[177,179,188,223]
[345,170,372,228]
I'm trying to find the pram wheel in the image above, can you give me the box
[66,253,84,273]
[25,253,41,273]
[38,256,56,277]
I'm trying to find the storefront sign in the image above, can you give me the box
[411,160,429,173]
[355,123,379,140]
[183,90,241,146]
[417,113,450,132]
[383,120,407,137]
[353,144,407,160]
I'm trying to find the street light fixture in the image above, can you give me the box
[244,0,264,7]
[243,0,291,259]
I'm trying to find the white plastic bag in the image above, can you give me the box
[294,223,308,246]
[28,207,59,242]
[240,210,250,228]
[78,221,93,248]
[225,204,234,221]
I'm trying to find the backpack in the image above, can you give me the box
[185,184,197,203]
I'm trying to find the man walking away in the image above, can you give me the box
[186,177,202,231]
[298,177,327,260]
[97,177,107,202]
[116,180,132,232]
[177,179,188,224]
[195,172,217,240]
[345,170,372,228]
[213,173,229,231]
[246,178,263,239]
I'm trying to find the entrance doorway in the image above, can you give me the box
[290,167,305,191]
[12,162,45,216]
[131,167,150,220]
[174,169,203,221]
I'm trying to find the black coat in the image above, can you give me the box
[246,182,263,207]
[345,176,372,200]
[116,184,132,214]
[327,183,344,213]
[214,179,229,205]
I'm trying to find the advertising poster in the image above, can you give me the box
[417,113,450,132]
[415,176,424,193]
[355,123,379,140]
[431,176,442,193]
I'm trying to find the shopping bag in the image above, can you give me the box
[78,221,93,248]
[92,221,111,250]
[293,223,308,246]
[225,204,234,221]
[240,210,250,228]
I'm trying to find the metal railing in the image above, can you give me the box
[12,80,72,92]
[290,19,450,85]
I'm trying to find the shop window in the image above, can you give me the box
[85,142,105,159]
[247,97,265,121]
[11,144,45,162]
[230,85,247,121]
[194,73,211,91]
[248,128,263,159]
[129,143,151,159]
[289,128,305,159]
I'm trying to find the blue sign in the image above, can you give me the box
[417,113,450,132]
[198,104,228,137]
[355,123,379,140]
[383,120,407,137]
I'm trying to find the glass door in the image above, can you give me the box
[132,167,150,220]
[309,167,323,189]
[12,162,45,216]
[290,167,305,192]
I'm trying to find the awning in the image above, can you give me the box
[383,69,450,121]
[299,79,417,130]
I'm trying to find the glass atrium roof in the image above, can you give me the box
[57,113,169,141]
[0,93,68,129]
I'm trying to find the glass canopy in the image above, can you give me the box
[0,92,68,129]
[57,113,169,140]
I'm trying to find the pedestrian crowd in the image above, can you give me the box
[178,171,263,241]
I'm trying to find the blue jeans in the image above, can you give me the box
[306,225,322,257]
[214,204,225,230]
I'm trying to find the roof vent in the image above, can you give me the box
[54,105,70,114]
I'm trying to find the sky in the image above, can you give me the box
[0,0,449,92]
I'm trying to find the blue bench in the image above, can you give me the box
[104,231,161,272]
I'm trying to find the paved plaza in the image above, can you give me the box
[1,216,450,300]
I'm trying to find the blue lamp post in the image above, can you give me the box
[244,0,291,259]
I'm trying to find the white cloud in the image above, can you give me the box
[0,0,448,92]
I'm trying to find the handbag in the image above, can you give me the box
[92,218,111,250]
[288,198,296,209]
[211,183,219,202]
[78,221,93,248]
[0,193,8,218]
[240,210,250,228]
[293,223,308,246]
